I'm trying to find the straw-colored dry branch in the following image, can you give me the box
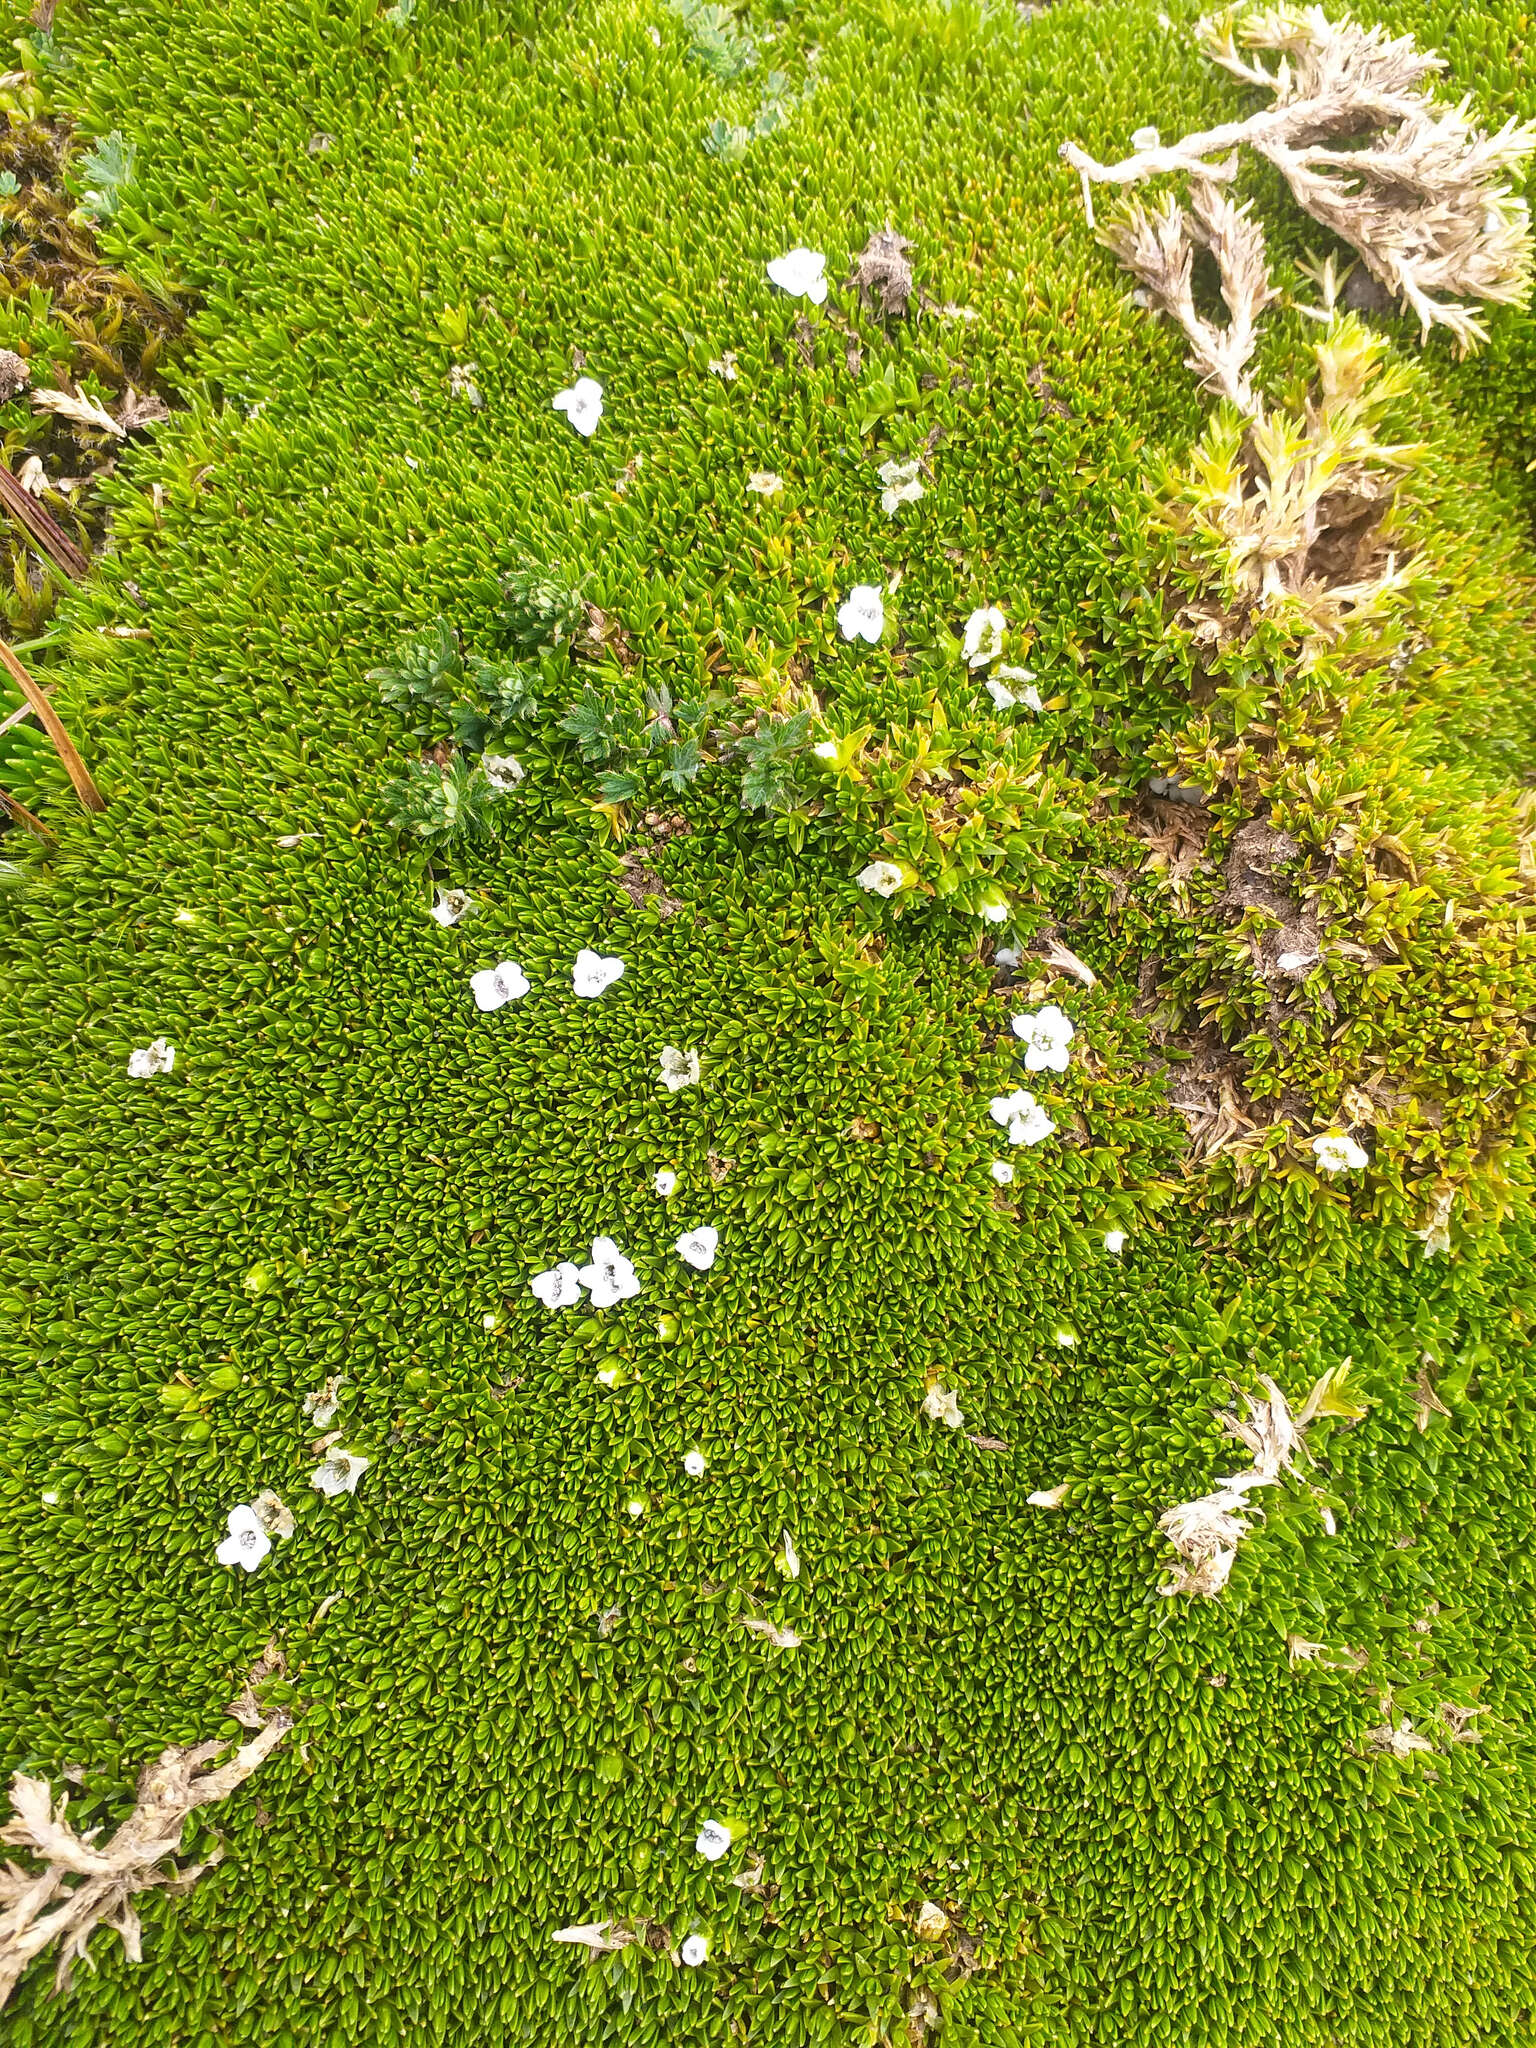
[1063,6,1536,354]
[0,1709,289,2007]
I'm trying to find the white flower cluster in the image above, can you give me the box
[468,949,627,1013]
[531,1223,720,1313]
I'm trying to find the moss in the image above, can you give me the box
[0,0,1534,2041]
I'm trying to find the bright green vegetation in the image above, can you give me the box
[3,0,1536,2042]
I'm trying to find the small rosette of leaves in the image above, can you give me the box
[560,683,718,804]
[381,755,500,852]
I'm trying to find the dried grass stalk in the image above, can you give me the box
[1063,5,1536,354]
[0,1712,289,2007]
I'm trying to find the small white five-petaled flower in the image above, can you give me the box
[573,949,625,997]
[531,1261,583,1310]
[837,584,885,644]
[877,456,924,515]
[766,247,827,303]
[747,470,784,496]
[676,1226,719,1272]
[976,890,1010,925]
[127,1037,175,1078]
[471,961,530,1011]
[659,1045,701,1092]
[482,754,524,793]
[986,666,1043,714]
[552,376,603,436]
[962,606,1006,669]
[990,1160,1015,1185]
[857,860,906,898]
[683,1449,707,1478]
[578,1236,641,1308]
[1012,1004,1075,1073]
[1312,1132,1370,1174]
[989,1087,1056,1147]
[215,1505,271,1573]
[311,1450,370,1498]
[695,1818,733,1859]
[1104,1229,1127,1254]
[923,1385,964,1429]
[430,888,471,927]
[681,1933,711,1967]
[653,1169,678,1197]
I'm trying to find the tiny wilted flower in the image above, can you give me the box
[311,1450,369,1498]
[215,1505,271,1573]
[1012,1003,1075,1073]
[470,961,530,1011]
[1412,1184,1456,1259]
[1104,1229,1127,1254]
[552,376,603,436]
[577,1237,641,1308]
[251,1490,294,1541]
[747,470,784,495]
[695,1818,733,1859]
[659,1045,701,1092]
[1027,1483,1069,1508]
[989,1087,1056,1146]
[707,351,739,380]
[1312,1131,1370,1173]
[573,949,625,997]
[739,1616,803,1648]
[430,888,472,927]
[127,1037,175,1078]
[553,1921,629,1952]
[990,1160,1015,1185]
[653,1169,678,1197]
[777,1529,800,1578]
[449,362,483,408]
[922,1385,963,1429]
[1367,1715,1434,1759]
[766,246,827,303]
[680,1933,711,1967]
[482,753,524,793]
[303,1375,344,1425]
[857,859,906,897]
[962,605,1006,668]
[683,1449,707,1477]
[877,456,924,514]
[531,1261,583,1310]
[676,1226,719,1271]
[914,1900,950,1942]
[838,584,885,643]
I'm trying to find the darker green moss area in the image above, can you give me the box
[2,0,1535,2042]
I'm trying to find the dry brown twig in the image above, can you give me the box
[0,1700,290,2007]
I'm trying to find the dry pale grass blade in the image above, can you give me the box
[0,641,105,813]
[0,1704,289,2007]
[30,386,124,438]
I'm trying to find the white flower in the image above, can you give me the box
[922,1385,964,1429]
[311,1450,369,1498]
[577,1236,641,1308]
[681,1933,710,1967]
[994,946,1022,969]
[1054,1328,1076,1349]
[626,1496,646,1517]
[990,1160,1015,1185]
[676,1226,719,1271]
[482,754,524,793]
[304,1375,345,1426]
[1312,1132,1370,1174]
[552,376,603,436]
[977,891,1010,924]
[683,1449,707,1479]
[1012,1003,1075,1073]
[573,948,625,997]
[127,1037,175,1078]
[962,605,1006,669]
[653,1169,678,1197]
[877,456,924,515]
[470,961,530,1011]
[1027,1484,1069,1508]
[707,352,738,380]
[988,666,1043,713]
[216,1505,271,1573]
[1104,1229,1127,1254]
[695,1818,733,1860]
[988,1087,1056,1146]
[747,470,784,496]
[1131,124,1161,150]
[857,859,905,898]
[531,1260,583,1310]
[430,888,472,927]
[41,1490,58,1505]
[482,1309,504,1333]
[837,583,885,644]
[813,739,839,760]
[766,247,827,303]
[596,1367,618,1388]
[659,1045,700,1092]
[778,1529,800,1579]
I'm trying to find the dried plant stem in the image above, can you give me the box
[0,466,89,582]
[0,640,104,812]
[0,782,54,842]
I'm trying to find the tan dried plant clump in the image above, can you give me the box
[0,1700,289,2007]
[1063,6,1536,356]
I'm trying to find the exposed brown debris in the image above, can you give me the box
[853,225,916,319]
[1126,793,1214,886]
[617,849,682,916]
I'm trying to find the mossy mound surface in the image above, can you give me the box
[2,1,1536,2042]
